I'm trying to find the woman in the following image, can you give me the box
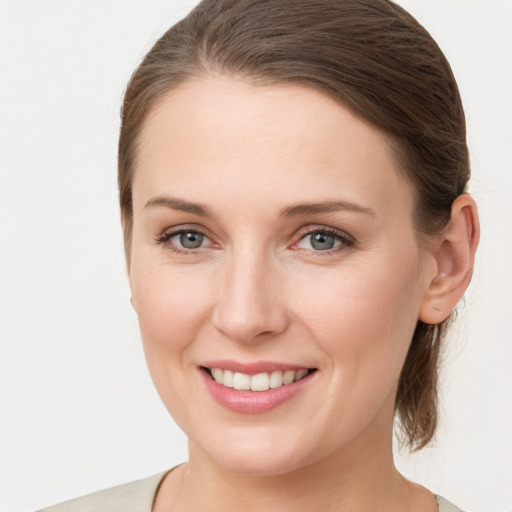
[39,0,479,510]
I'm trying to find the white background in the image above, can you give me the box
[0,1,511,511]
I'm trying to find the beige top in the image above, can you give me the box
[38,470,465,512]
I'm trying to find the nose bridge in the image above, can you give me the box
[213,242,287,342]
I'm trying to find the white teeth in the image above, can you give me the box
[211,368,223,384]
[269,370,283,388]
[283,370,295,385]
[222,369,234,388]
[209,368,311,391]
[294,369,308,381]
[233,372,251,390]
[250,372,270,391]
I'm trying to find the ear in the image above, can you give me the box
[419,194,480,324]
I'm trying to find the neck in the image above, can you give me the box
[160,431,430,512]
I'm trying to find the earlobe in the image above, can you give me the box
[419,194,480,324]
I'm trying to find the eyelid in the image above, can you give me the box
[155,224,218,252]
[290,225,354,251]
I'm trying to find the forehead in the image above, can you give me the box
[133,76,413,218]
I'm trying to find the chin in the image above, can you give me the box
[213,450,306,476]
[190,428,313,476]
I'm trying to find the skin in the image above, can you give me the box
[127,76,478,511]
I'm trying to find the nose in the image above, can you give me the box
[212,248,289,343]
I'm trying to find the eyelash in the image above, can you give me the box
[155,227,215,255]
[292,227,354,255]
[155,226,354,255]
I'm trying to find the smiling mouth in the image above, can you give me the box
[202,367,316,391]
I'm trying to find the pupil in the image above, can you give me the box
[311,232,334,250]
[180,232,204,249]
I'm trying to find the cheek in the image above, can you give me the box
[130,258,213,361]
[129,260,217,426]
[286,258,423,448]
[294,255,422,385]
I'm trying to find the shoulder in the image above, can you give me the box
[435,494,466,512]
[37,470,170,512]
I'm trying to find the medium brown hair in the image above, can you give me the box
[118,0,469,450]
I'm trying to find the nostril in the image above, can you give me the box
[256,330,274,338]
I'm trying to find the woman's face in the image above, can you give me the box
[129,77,435,474]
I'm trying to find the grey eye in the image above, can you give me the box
[177,231,205,249]
[309,232,336,250]
[296,230,343,251]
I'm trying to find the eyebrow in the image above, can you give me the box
[144,195,375,218]
[144,196,212,217]
[279,201,375,218]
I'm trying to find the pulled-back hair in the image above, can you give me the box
[118,0,469,451]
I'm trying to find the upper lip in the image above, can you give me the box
[201,360,316,375]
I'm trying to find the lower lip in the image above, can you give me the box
[200,369,315,414]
